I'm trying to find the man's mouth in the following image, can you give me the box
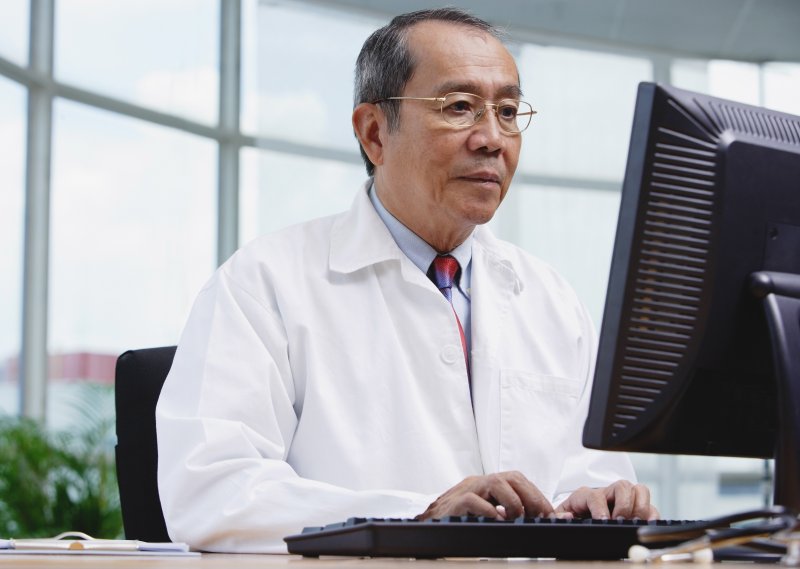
[460,172,502,185]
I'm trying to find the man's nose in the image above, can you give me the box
[469,106,505,152]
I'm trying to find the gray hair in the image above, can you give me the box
[353,8,501,176]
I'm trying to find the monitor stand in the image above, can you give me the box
[750,271,800,511]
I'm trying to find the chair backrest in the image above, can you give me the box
[115,346,177,542]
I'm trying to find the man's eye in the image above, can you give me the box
[446,100,473,114]
[498,104,518,120]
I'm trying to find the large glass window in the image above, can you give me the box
[48,100,216,427]
[240,0,387,245]
[516,45,652,181]
[671,59,761,105]
[764,62,800,114]
[245,1,379,148]
[0,78,26,415]
[239,147,366,243]
[55,0,219,125]
[0,0,29,65]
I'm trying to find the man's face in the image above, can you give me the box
[375,20,522,252]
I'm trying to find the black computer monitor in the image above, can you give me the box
[583,82,800,510]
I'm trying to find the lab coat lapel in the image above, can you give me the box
[470,227,524,473]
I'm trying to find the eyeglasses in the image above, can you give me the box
[373,92,536,134]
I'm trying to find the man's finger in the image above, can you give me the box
[586,489,612,519]
[609,481,634,519]
[461,493,505,519]
[629,484,653,519]
[481,475,525,519]
[507,475,554,518]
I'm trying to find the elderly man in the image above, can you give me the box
[156,7,656,553]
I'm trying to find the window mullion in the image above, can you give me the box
[217,0,241,265]
[20,0,55,421]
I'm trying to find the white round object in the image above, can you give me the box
[628,544,651,562]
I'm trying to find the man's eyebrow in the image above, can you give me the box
[435,82,524,99]
[499,85,524,99]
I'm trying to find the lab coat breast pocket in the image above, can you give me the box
[498,369,582,499]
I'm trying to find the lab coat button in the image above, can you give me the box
[441,345,461,364]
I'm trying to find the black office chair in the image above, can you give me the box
[114,346,177,542]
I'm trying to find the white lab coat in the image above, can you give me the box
[155,180,635,552]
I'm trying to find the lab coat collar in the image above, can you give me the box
[329,179,405,274]
[330,179,524,295]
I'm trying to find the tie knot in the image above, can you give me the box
[429,255,460,297]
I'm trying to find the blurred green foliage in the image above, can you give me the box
[0,384,122,538]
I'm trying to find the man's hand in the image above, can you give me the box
[555,480,659,520]
[417,471,554,520]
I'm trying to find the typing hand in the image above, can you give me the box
[555,480,659,520]
[417,471,555,521]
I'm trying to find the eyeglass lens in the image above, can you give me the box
[440,93,533,133]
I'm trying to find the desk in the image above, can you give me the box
[0,554,774,569]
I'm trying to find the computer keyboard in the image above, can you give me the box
[284,516,694,559]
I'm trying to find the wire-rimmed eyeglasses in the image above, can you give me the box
[373,92,536,134]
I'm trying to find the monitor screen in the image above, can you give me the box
[583,82,800,510]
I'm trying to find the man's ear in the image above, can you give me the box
[352,103,387,168]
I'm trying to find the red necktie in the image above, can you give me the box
[428,255,470,376]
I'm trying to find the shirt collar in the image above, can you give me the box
[369,182,473,287]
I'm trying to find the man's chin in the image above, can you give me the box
[459,203,501,227]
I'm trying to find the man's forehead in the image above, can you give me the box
[405,21,521,97]
[405,19,501,56]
